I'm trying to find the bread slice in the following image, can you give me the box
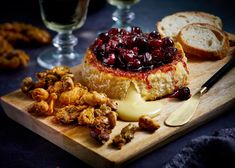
[157,11,222,39]
[177,23,229,59]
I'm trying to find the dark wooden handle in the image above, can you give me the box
[202,54,235,91]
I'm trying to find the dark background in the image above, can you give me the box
[0,0,235,167]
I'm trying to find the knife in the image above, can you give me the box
[165,52,235,127]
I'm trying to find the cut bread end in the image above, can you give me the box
[177,23,229,59]
[156,11,222,39]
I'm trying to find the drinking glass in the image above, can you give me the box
[38,0,90,69]
[107,0,140,31]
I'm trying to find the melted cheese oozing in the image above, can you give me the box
[116,84,162,122]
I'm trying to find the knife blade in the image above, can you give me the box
[165,52,235,127]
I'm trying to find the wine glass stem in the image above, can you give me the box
[53,31,78,59]
[112,6,135,29]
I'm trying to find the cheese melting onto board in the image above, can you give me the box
[116,84,162,121]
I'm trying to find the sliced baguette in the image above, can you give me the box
[177,23,229,59]
[157,11,222,39]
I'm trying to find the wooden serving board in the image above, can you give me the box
[1,37,235,168]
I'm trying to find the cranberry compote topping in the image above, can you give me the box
[90,27,178,72]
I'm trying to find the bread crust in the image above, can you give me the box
[79,43,189,101]
[157,11,222,39]
[177,23,229,59]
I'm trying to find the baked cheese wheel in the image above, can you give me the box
[79,28,189,100]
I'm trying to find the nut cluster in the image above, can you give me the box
[112,115,160,149]
[21,66,118,144]
[0,22,51,70]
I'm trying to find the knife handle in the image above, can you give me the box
[201,54,235,92]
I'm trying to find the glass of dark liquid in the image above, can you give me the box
[107,0,140,31]
[38,0,90,69]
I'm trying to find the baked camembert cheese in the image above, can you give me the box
[80,27,189,101]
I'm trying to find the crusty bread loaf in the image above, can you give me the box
[157,11,222,39]
[79,43,189,101]
[177,23,229,59]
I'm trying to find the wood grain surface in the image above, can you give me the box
[1,34,235,168]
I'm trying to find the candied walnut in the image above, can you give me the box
[59,86,87,105]
[80,91,109,106]
[21,77,35,97]
[28,100,50,116]
[78,107,95,126]
[106,100,118,110]
[138,115,160,132]
[112,124,138,149]
[47,93,58,115]
[50,66,71,77]
[107,111,117,129]
[31,88,49,102]
[0,36,13,54]
[26,27,51,45]
[99,104,112,114]
[94,109,104,117]
[121,124,138,142]
[34,66,72,89]
[36,71,47,80]
[0,22,51,46]
[44,74,59,87]
[0,50,30,70]
[55,105,86,124]
[0,31,30,45]
[93,115,109,130]
[47,81,64,94]
[61,75,74,91]
[90,128,110,144]
[112,134,126,149]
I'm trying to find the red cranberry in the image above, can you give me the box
[164,47,177,63]
[131,27,142,34]
[152,49,164,60]
[121,49,136,62]
[98,32,110,43]
[133,47,139,55]
[132,36,148,52]
[127,58,141,69]
[171,87,191,100]
[91,38,103,49]
[108,28,120,36]
[142,52,152,65]
[120,29,130,36]
[148,31,161,39]
[162,37,174,48]
[103,53,116,65]
[123,35,133,48]
[108,36,122,48]
[149,39,162,48]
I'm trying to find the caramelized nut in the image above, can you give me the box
[31,88,49,102]
[112,134,126,149]
[112,123,137,149]
[29,101,49,115]
[138,115,160,132]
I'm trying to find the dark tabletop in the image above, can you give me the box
[0,0,235,167]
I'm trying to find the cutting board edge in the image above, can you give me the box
[0,97,116,168]
[1,94,235,168]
